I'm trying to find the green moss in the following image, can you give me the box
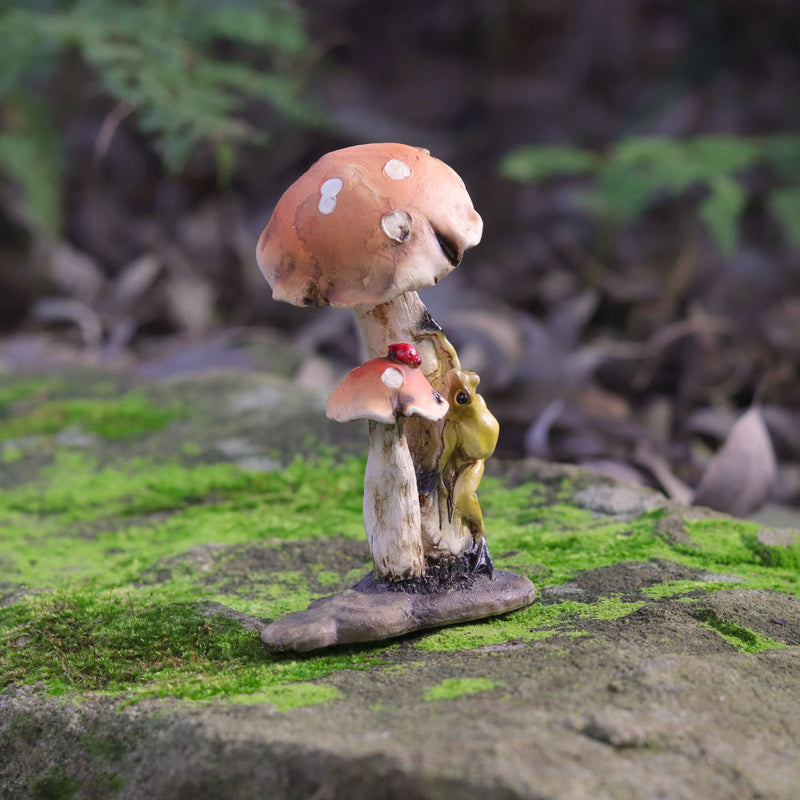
[7,712,44,746]
[588,596,648,619]
[416,597,645,652]
[0,449,379,702]
[482,481,670,585]
[0,445,375,699]
[745,533,800,570]
[1,444,23,463]
[0,376,50,415]
[695,610,788,653]
[380,660,426,674]
[678,518,762,565]
[29,766,80,800]
[226,683,343,711]
[2,450,269,518]
[481,479,800,598]
[255,578,316,620]
[641,580,719,599]
[3,388,800,701]
[313,569,345,588]
[424,677,498,701]
[0,453,366,591]
[82,729,127,762]
[416,620,556,652]
[0,591,253,692]
[0,588,386,700]
[148,648,384,704]
[0,392,182,441]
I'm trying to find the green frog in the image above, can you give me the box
[438,368,499,540]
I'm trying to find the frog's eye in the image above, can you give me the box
[455,391,470,405]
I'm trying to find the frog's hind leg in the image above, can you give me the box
[451,460,495,578]
[452,460,486,538]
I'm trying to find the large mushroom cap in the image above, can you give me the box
[257,143,482,309]
[326,354,449,425]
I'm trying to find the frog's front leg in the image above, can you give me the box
[452,459,486,539]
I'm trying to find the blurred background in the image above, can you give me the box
[1,0,799,520]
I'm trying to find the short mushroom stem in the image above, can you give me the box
[364,419,425,581]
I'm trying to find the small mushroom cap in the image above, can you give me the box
[326,356,449,425]
[257,143,482,308]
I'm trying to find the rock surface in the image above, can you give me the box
[1,351,799,799]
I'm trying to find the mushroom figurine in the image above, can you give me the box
[257,144,537,653]
[326,344,447,581]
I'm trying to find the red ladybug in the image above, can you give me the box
[387,343,422,368]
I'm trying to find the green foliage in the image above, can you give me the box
[0,95,62,233]
[500,134,800,254]
[498,144,599,183]
[771,186,800,249]
[0,0,314,231]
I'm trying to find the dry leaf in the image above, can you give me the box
[524,399,565,459]
[686,406,737,442]
[633,440,693,505]
[546,288,599,349]
[693,406,777,517]
[30,297,103,347]
[580,458,649,485]
[48,242,106,304]
[761,405,800,460]
[110,253,162,311]
[165,275,216,334]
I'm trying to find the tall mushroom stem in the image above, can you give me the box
[364,419,425,580]
[355,291,473,562]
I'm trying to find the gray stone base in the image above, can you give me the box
[261,570,536,653]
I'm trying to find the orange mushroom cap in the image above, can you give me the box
[256,143,482,309]
[326,355,449,425]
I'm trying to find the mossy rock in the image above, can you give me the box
[1,365,799,799]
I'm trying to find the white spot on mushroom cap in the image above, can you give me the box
[381,367,404,389]
[318,196,337,214]
[383,159,412,180]
[381,210,412,243]
[321,177,343,194]
[318,197,337,214]
[318,177,343,215]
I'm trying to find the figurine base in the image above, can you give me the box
[261,569,535,653]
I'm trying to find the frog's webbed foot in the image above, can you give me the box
[466,536,494,579]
